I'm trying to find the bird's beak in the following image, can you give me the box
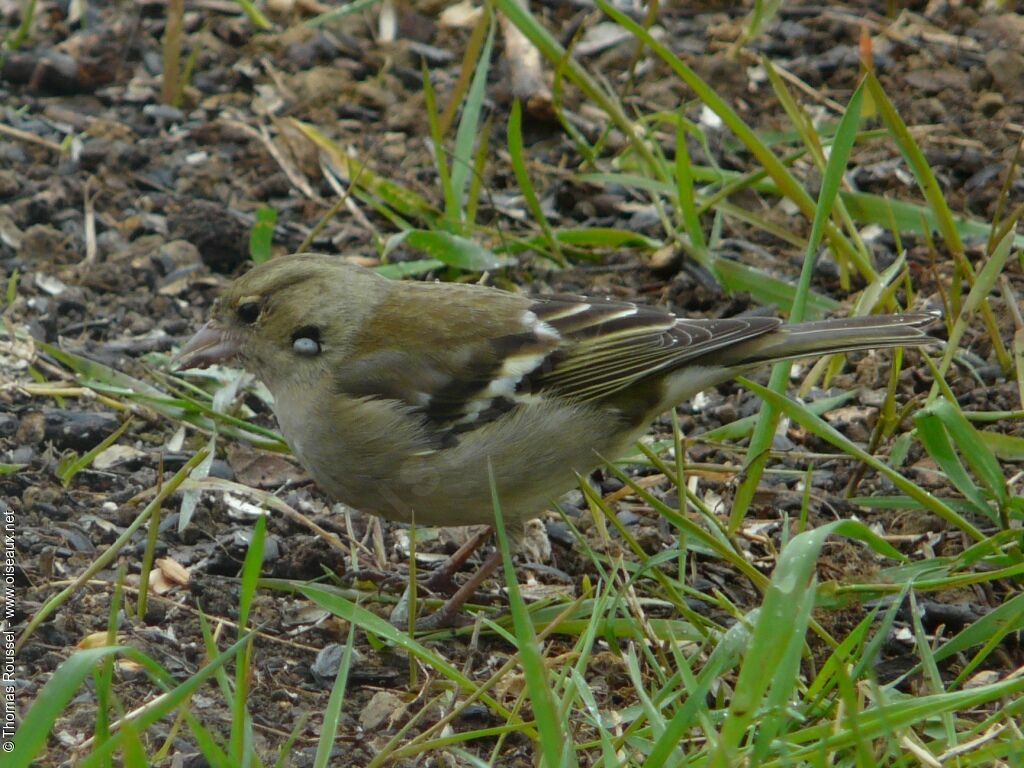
[173,322,240,370]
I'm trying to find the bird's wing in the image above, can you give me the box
[523,295,782,402]
[333,304,559,447]
[333,292,780,446]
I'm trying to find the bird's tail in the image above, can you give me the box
[717,313,941,367]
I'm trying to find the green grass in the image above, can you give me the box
[13,2,1024,766]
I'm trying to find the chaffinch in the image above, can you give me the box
[175,253,936,627]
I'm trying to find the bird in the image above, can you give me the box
[174,253,938,628]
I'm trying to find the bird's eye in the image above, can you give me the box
[237,302,260,324]
[291,326,322,356]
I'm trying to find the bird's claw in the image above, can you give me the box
[388,584,473,630]
[419,568,460,597]
[368,566,460,597]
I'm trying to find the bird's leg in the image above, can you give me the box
[420,526,494,596]
[414,547,504,631]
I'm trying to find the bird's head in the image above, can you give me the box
[174,254,384,392]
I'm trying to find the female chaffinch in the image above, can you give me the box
[176,253,935,627]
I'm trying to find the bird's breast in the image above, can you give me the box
[270,386,643,528]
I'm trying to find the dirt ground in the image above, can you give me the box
[2,0,1023,765]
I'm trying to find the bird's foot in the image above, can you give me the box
[408,526,497,596]
[419,567,460,597]
[364,527,496,597]
[364,566,459,597]
[388,582,473,630]
[411,605,475,631]
[388,548,504,632]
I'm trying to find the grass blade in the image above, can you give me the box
[489,462,569,767]
[731,82,865,529]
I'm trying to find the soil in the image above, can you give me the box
[2,1,1023,765]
